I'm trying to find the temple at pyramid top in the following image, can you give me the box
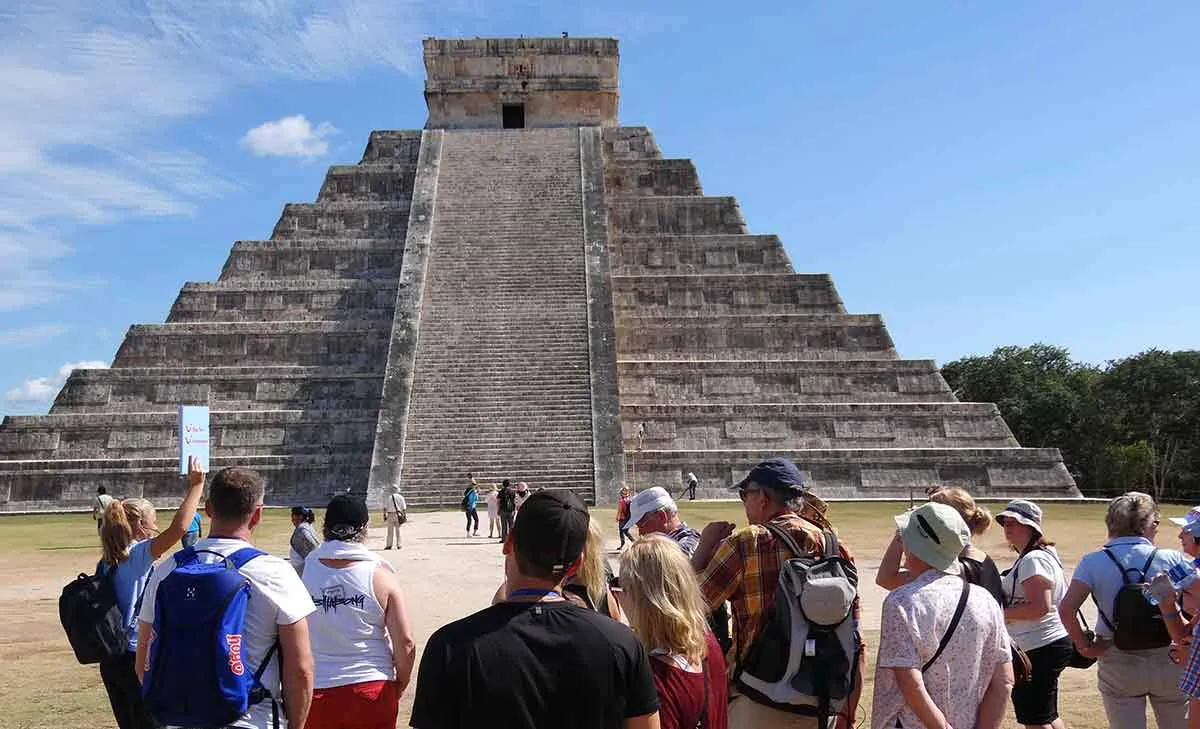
[0,36,1080,511]
[423,37,619,129]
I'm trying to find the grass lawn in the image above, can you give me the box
[0,500,1176,729]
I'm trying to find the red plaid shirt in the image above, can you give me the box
[698,512,863,669]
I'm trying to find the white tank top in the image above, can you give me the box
[301,542,394,688]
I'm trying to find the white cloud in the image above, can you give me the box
[0,1,425,311]
[4,359,108,403]
[0,324,67,346]
[241,116,338,158]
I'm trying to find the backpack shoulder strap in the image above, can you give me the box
[1138,549,1159,582]
[821,529,839,559]
[1101,547,1134,585]
[228,547,267,570]
[923,578,970,672]
[761,521,805,559]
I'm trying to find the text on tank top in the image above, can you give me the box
[302,553,394,688]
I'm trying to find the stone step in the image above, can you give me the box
[617,314,898,360]
[168,280,398,322]
[0,409,380,461]
[113,322,391,368]
[220,239,403,281]
[397,127,596,500]
[360,130,423,164]
[610,234,793,276]
[316,164,418,203]
[617,358,956,403]
[0,453,373,511]
[605,159,702,197]
[608,197,746,236]
[50,366,384,413]
[401,484,596,509]
[624,447,1080,499]
[619,402,1018,451]
[601,127,661,161]
[612,273,845,316]
[271,202,410,239]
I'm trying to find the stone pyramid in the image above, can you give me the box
[0,37,1079,511]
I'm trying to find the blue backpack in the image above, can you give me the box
[142,547,277,728]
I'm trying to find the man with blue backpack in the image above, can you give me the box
[136,467,316,729]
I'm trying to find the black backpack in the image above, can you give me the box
[1097,548,1171,651]
[59,565,126,664]
[460,489,470,511]
[499,489,516,512]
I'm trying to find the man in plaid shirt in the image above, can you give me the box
[691,458,864,729]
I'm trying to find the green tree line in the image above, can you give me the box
[941,345,1200,501]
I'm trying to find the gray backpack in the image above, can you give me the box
[735,524,860,724]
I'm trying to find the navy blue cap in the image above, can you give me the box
[730,457,807,493]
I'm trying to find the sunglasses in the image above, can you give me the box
[738,487,763,502]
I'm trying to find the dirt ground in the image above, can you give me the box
[0,501,1157,728]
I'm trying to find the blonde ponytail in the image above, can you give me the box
[100,500,133,566]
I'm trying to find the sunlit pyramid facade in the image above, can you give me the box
[0,37,1079,510]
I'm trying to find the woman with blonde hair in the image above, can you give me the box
[96,457,206,729]
[563,517,626,623]
[876,486,1005,603]
[620,534,728,729]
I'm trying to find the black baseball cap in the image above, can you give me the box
[324,494,369,540]
[511,490,590,576]
[730,457,807,493]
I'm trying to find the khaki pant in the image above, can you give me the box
[1097,645,1186,729]
[385,518,403,549]
[728,696,832,729]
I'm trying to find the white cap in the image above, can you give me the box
[624,487,677,531]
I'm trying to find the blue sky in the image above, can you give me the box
[2,2,1197,415]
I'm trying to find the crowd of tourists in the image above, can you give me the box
[74,455,1200,729]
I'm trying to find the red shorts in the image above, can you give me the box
[305,680,399,729]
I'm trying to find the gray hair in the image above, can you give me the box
[1106,491,1158,537]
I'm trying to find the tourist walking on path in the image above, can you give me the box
[180,511,202,549]
[463,480,480,537]
[1059,491,1188,729]
[95,456,206,729]
[302,495,416,729]
[871,502,1013,729]
[625,486,701,557]
[410,490,660,729]
[877,486,1005,604]
[485,484,500,538]
[383,485,407,550]
[691,457,864,728]
[289,506,320,574]
[996,499,1073,729]
[136,466,316,729]
[93,485,113,535]
[497,479,516,542]
[617,486,634,549]
[620,534,728,729]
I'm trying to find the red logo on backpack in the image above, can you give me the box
[226,634,245,676]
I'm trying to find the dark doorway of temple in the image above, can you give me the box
[502,104,525,129]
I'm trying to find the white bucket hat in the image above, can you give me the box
[896,502,970,573]
[996,499,1044,534]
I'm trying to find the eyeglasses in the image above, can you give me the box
[738,487,763,502]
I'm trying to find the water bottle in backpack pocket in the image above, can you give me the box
[735,526,859,722]
[142,547,278,729]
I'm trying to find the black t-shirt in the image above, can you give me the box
[410,601,659,729]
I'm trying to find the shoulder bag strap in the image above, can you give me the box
[1101,547,1134,585]
[697,660,709,729]
[922,578,970,672]
[822,529,839,559]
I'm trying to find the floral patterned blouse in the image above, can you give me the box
[872,569,1010,729]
